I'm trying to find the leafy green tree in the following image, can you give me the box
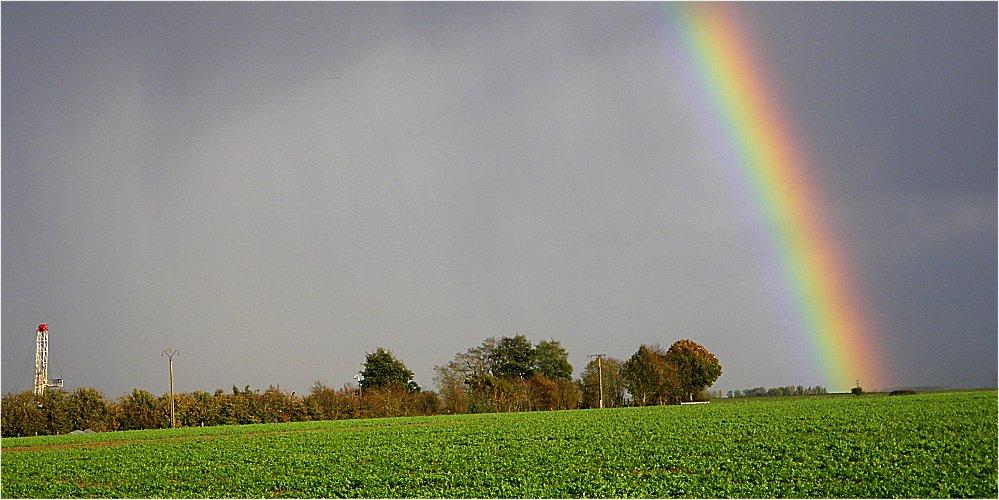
[439,337,501,412]
[117,389,167,430]
[37,388,73,435]
[0,391,46,437]
[665,339,722,402]
[170,390,221,427]
[491,334,536,379]
[218,386,264,425]
[171,392,199,427]
[459,337,499,377]
[360,347,419,392]
[533,339,573,381]
[622,345,667,405]
[436,335,577,413]
[67,387,113,432]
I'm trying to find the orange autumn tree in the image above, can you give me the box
[666,339,722,403]
[622,340,722,405]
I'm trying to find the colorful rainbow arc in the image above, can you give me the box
[670,3,888,391]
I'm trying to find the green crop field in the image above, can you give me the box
[1,390,995,498]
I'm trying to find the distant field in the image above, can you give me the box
[2,390,995,498]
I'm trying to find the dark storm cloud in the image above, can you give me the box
[3,3,994,396]
[743,2,996,389]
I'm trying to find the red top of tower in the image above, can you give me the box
[37,323,48,332]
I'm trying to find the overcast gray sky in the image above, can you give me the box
[3,2,995,397]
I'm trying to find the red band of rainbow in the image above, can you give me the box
[671,3,888,391]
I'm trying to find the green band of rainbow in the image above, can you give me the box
[671,4,888,390]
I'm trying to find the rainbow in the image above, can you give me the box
[668,3,888,391]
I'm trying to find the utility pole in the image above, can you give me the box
[588,353,606,409]
[162,348,179,428]
[354,373,364,418]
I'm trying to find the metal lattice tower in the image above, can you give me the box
[33,323,63,396]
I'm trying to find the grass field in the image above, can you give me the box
[2,390,995,498]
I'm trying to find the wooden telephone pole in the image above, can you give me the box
[588,353,606,409]
[161,348,179,428]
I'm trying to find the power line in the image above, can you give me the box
[14,346,30,394]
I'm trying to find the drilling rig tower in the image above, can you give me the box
[33,323,63,396]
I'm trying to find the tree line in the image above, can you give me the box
[0,383,444,438]
[1,336,722,437]
[728,385,829,398]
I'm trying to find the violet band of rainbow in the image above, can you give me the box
[670,3,888,391]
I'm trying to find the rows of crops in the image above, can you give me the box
[2,390,996,497]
